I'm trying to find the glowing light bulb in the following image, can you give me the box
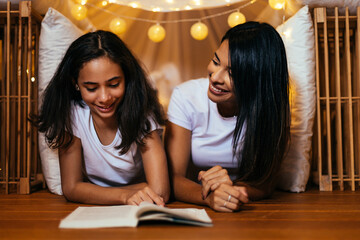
[190,22,208,41]
[128,2,141,8]
[71,4,87,20]
[75,0,87,5]
[152,7,161,12]
[227,11,246,28]
[101,1,108,6]
[109,18,127,35]
[191,0,202,6]
[148,24,166,42]
[269,0,285,10]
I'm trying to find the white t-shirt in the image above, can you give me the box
[71,102,161,187]
[167,78,243,180]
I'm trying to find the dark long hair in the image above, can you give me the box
[31,30,165,154]
[223,22,290,186]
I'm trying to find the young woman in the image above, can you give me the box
[165,22,290,212]
[32,30,169,206]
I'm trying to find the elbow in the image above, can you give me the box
[61,184,79,203]
[159,184,171,203]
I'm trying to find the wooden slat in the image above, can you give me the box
[334,8,344,190]
[344,8,355,191]
[26,1,32,193]
[5,0,11,195]
[357,7,360,187]
[314,8,325,190]
[323,7,333,191]
[17,9,23,181]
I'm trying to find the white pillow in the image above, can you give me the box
[38,8,83,195]
[276,5,316,192]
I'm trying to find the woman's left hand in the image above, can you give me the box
[206,184,249,212]
[198,165,233,199]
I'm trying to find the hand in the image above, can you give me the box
[126,186,165,207]
[206,184,249,212]
[198,165,232,199]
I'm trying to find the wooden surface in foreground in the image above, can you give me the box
[1,188,360,239]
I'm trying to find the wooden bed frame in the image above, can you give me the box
[0,1,43,194]
[313,7,360,191]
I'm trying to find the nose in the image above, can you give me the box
[209,66,224,84]
[98,88,111,103]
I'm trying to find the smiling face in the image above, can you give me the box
[77,56,125,123]
[207,40,237,117]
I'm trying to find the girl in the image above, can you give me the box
[32,30,169,206]
[165,22,290,212]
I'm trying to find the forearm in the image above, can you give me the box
[148,181,170,203]
[62,181,146,205]
[172,174,207,206]
[233,181,274,201]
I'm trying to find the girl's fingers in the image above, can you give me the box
[144,188,165,207]
[198,165,222,181]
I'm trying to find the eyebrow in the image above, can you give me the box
[82,76,122,85]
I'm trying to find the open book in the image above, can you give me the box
[59,202,213,228]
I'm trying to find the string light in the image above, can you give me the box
[227,11,246,27]
[71,4,88,20]
[268,0,285,10]
[70,0,270,42]
[148,24,166,42]
[190,22,208,40]
[109,17,127,35]
[75,0,87,5]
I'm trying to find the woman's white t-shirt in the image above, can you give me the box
[167,78,243,180]
[71,102,161,187]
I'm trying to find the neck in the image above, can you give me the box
[217,102,238,118]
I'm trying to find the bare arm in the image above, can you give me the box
[234,178,277,201]
[59,133,166,205]
[140,130,170,203]
[164,122,207,205]
[165,122,249,212]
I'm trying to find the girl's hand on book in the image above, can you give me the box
[126,186,165,207]
[205,184,249,212]
[198,165,232,200]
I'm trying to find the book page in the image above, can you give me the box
[136,202,212,226]
[59,205,139,228]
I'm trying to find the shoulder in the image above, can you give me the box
[170,78,208,106]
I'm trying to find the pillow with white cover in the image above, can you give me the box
[276,5,316,192]
[38,7,83,195]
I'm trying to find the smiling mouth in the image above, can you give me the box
[209,83,229,95]
[96,103,115,113]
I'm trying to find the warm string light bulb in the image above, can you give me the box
[268,0,285,10]
[75,0,87,5]
[148,24,166,42]
[109,18,127,35]
[71,4,88,20]
[190,22,208,40]
[80,0,260,42]
[227,11,246,27]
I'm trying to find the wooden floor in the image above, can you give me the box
[1,187,360,240]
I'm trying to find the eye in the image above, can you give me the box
[212,59,220,66]
[86,87,97,92]
[109,82,120,88]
